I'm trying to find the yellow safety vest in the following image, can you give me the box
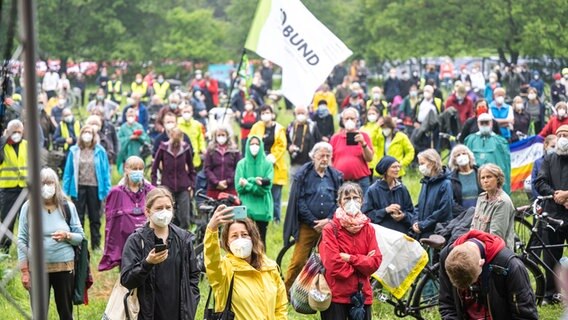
[107,80,122,98]
[131,82,148,100]
[60,121,81,150]
[153,82,170,100]
[0,140,28,188]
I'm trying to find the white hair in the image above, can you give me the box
[309,142,333,160]
[341,107,360,120]
[448,144,476,171]
[6,119,23,131]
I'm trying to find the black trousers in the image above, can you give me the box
[321,302,373,320]
[31,270,74,320]
[0,187,24,252]
[75,185,102,250]
[254,220,268,249]
[544,226,568,297]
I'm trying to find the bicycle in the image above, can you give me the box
[371,235,444,320]
[192,189,241,274]
[514,195,567,305]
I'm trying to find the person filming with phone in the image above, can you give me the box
[330,107,374,195]
[120,187,200,320]
[204,206,288,320]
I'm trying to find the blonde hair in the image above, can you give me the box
[145,187,175,212]
[445,243,481,289]
[77,125,99,149]
[418,149,443,176]
[478,163,505,189]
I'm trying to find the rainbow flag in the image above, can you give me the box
[510,135,544,191]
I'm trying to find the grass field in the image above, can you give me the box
[0,103,564,319]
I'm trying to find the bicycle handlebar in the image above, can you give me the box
[544,215,564,228]
[537,195,554,200]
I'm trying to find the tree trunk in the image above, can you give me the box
[60,56,68,74]
[498,48,510,66]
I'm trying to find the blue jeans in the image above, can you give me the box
[356,176,371,197]
[271,184,283,222]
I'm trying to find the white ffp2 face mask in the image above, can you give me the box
[344,200,361,216]
[151,209,173,228]
[229,238,252,259]
[41,184,56,200]
[249,145,260,156]
[456,154,469,167]
[419,164,431,177]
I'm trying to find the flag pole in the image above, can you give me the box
[221,48,247,123]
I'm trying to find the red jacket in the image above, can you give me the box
[319,217,382,305]
[445,94,474,124]
[538,116,568,137]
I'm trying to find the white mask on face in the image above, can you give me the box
[515,103,524,111]
[216,136,227,145]
[81,133,93,143]
[344,119,356,131]
[126,116,136,124]
[382,128,392,137]
[558,109,567,118]
[244,103,253,111]
[249,144,260,156]
[419,164,431,177]
[41,184,56,200]
[182,113,193,121]
[11,133,22,143]
[296,114,307,123]
[150,209,173,228]
[423,92,432,99]
[495,96,505,104]
[164,123,176,131]
[343,200,361,216]
[261,113,272,123]
[557,137,568,153]
[456,154,470,167]
[478,125,492,135]
[229,237,253,259]
[367,114,378,123]
[528,93,537,100]
[547,148,556,155]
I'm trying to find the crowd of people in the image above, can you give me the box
[1,58,568,319]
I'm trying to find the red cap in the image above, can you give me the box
[554,73,562,80]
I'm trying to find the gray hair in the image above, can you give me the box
[341,107,360,120]
[40,167,68,213]
[418,148,443,175]
[448,144,476,171]
[6,119,23,131]
[309,142,333,160]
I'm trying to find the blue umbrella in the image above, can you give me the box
[349,283,366,320]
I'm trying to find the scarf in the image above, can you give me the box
[335,207,369,234]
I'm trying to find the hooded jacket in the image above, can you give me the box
[535,152,568,222]
[62,144,111,201]
[439,230,538,320]
[234,136,274,222]
[362,179,413,233]
[249,121,288,185]
[120,223,200,320]
[319,216,382,305]
[413,168,453,237]
[204,228,288,320]
[464,132,511,194]
[151,140,195,192]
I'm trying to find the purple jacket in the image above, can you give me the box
[204,146,241,191]
[99,182,154,271]
[151,141,196,192]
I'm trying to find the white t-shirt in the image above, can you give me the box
[417,99,437,123]
[42,72,60,91]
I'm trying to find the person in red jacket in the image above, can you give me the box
[319,182,382,320]
[445,83,474,125]
[539,102,568,137]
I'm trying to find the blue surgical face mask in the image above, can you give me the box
[129,170,144,184]
[317,105,329,118]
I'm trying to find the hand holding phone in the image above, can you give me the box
[346,132,358,145]
[154,243,167,253]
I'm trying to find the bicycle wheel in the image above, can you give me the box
[514,215,533,255]
[410,263,440,320]
[520,256,545,306]
[276,240,295,277]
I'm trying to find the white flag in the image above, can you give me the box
[245,0,352,107]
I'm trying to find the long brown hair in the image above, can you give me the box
[220,218,264,270]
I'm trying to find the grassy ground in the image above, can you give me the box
[0,103,564,319]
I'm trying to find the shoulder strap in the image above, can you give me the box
[223,274,235,313]
[62,200,71,227]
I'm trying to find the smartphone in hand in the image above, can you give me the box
[346,132,358,145]
[229,206,248,220]
[154,243,167,253]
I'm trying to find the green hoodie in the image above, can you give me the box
[235,135,274,222]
